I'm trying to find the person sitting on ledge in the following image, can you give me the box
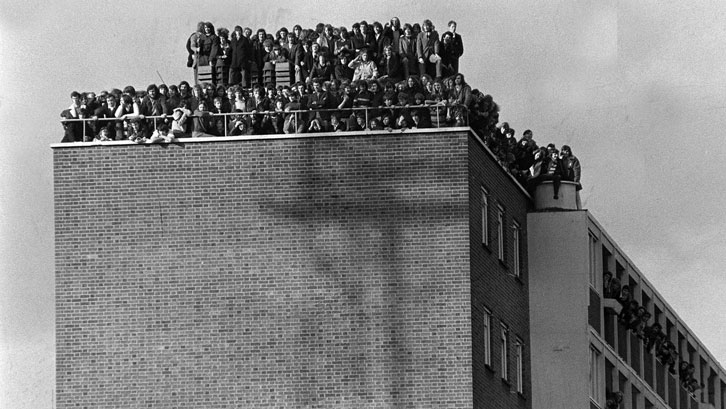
[527,148,564,199]
[170,105,192,138]
[127,118,149,143]
[148,123,175,144]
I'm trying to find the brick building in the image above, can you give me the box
[53,128,531,408]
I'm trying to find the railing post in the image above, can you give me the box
[294,111,298,134]
[436,106,440,128]
[365,107,369,130]
[224,114,228,136]
[83,118,87,141]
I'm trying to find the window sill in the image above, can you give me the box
[484,364,495,374]
[501,378,511,387]
[499,259,508,269]
[482,243,492,253]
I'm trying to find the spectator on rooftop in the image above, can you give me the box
[252,29,268,84]
[417,19,442,79]
[399,24,417,79]
[384,17,403,54]
[178,81,193,108]
[148,123,175,144]
[191,101,216,138]
[126,118,149,143]
[353,80,373,107]
[333,51,354,82]
[447,20,464,74]
[227,26,252,87]
[317,25,336,56]
[359,21,375,50]
[371,22,391,61]
[140,84,169,117]
[228,26,251,88]
[440,31,459,78]
[196,22,219,85]
[350,48,379,82]
[216,28,231,86]
[186,22,204,69]
[378,44,404,83]
[60,91,92,142]
[561,144,582,208]
[246,85,270,112]
[115,94,142,120]
[92,94,123,140]
[170,104,192,138]
[449,73,472,108]
[309,53,334,83]
[350,23,366,53]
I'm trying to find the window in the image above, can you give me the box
[483,308,492,366]
[512,221,521,278]
[481,188,489,246]
[500,323,509,381]
[515,338,524,394]
[588,232,598,288]
[590,345,602,404]
[497,206,505,262]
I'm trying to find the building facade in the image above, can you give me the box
[53,129,531,408]
[528,193,726,409]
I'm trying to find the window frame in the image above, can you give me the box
[590,344,602,404]
[515,337,524,394]
[481,187,489,247]
[500,323,509,381]
[512,221,521,278]
[497,205,505,262]
[588,231,599,290]
[483,308,492,367]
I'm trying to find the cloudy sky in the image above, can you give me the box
[2,1,725,407]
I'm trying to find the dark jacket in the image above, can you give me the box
[229,36,251,68]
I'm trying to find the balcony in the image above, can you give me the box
[532,180,580,211]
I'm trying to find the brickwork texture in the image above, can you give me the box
[54,131,488,409]
[467,136,532,409]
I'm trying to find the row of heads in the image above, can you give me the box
[197,17,458,41]
[70,72,468,105]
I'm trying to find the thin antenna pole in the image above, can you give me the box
[156,70,167,86]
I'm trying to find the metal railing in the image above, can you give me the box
[59,104,470,142]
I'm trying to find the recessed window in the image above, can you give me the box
[500,323,509,381]
[497,206,505,262]
[481,188,489,246]
[515,338,524,394]
[483,308,492,366]
[590,345,602,404]
[589,232,598,288]
[512,221,521,277]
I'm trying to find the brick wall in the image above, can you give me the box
[468,135,531,409]
[54,131,482,409]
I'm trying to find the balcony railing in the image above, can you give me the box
[59,104,470,143]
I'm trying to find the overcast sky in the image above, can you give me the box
[2,1,726,407]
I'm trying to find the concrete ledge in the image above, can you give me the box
[602,298,622,314]
[50,127,472,149]
[533,181,580,210]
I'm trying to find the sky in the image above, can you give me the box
[2,1,726,407]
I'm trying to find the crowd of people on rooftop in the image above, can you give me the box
[604,273,705,398]
[60,16,583,197]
